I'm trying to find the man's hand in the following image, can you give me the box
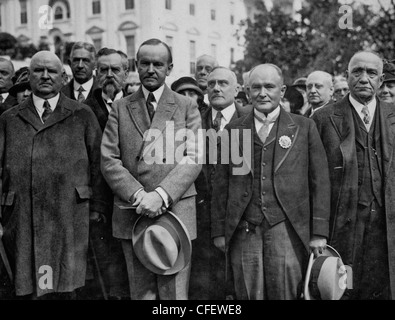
[213,236,225,253]
[89,211,107,224]
[309,235,327,257]
[135,191,165,218]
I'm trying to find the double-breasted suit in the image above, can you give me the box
[100,85,202,299]
[0,93,107,297]
[211,107,331,299]
[312,95,395,298]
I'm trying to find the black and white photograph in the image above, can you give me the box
[0,0,394,313]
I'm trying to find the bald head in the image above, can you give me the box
[306,70,334,108]
[195,54,219,91]
[247,64,286,114]
[0,58,15,93]
[29,51,64,99]
[347,51,384,104]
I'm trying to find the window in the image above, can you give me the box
[165,36,173,54]
[20,0,27,24]
[211,44,217,59]
[211,9,216,21]
[92,0,101,15]
[189,40,196,74]
[189,3,195,16]
[125,35,135,59]
[125,0,134,10]
[93,38,102,52]
[54,6,64,20]
[165,0,172,10]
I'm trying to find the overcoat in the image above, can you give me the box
[0,93,107,296]
[312,94,395,297]
[101,85,202,240]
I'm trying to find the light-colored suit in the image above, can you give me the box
[100,85,202,299]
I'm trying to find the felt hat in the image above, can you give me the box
[383,62,395,82]
[171,76,203,96]
[304,245,349,300]
[132,211,191,275]
[235,91,249,104]
[292,77,307,89]
[9,68,30,97]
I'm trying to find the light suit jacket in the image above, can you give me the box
[101,85,202,240]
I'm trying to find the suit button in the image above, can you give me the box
[358,180,362,185]
[262,191,266,195]
[262,207,267,211]
[163,158,166,163]
[262,162,266,167]
[243,192,249,197]
[346,218,352,224]
[136,156,140,161]
[263,148,267,151]
[262,176,266,180]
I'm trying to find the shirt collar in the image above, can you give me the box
[254,105,281,122]
[142,85,165,103]
[32,93,60,110]
[349,94,377,113]
[1,93,9,100]
[212,103,236,123]
[73,77,94,92]
[101,90,124,104]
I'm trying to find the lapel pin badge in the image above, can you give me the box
[279,135,292,149]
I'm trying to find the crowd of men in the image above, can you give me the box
[0,38,394,300]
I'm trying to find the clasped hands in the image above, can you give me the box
[133,189,167,219]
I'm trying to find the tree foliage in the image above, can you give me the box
[239,0,395,84]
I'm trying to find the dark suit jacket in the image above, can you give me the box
[0,95,18,116]
[101,85,202,240]
[196,103,252,203]
[312,94,395,296]
[61,78,98,101]
[211,107,330,252]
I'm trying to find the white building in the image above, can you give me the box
[0,0,247,83]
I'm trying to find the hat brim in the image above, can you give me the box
[132,211,192,275]
[9,81,31,97]
[174,84,203,96]
[303,245,343,300]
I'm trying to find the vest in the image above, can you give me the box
[351,107,384,207]
[242,119,286,227]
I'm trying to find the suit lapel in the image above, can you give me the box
[380,100,395,179]
[235,111,254,175]
[16,97,43,131]
[39,94,73,129]
[273,108,298,173]
[126,88,151,137]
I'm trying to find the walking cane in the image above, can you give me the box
[89,234,108,300]
[0,222,13,282]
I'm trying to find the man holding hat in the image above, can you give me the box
[379,60,395,105]
[101,38,202,300]
[211,63,330,300]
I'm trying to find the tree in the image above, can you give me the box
[240,0,395,84]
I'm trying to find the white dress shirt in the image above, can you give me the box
[212,103,236,131]
[73,77,94,101]
[0,92,9,102]
[102,90,124,113]
[254,105,281,136]
[349,94,377,131]
[32,93,60,123]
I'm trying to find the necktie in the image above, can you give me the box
[77,86,86,103]
[42,100,52,123]
[146,93,155,121]
[361,105,371,127]
[255,114,278,143]
[213,111,223,132]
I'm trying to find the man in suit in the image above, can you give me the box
[305,71,334,117]
[0,51,107,299]
[61,42,98,103]
[101,38,202,300]
[84,48,129,131]
[190,66,251,300]
[211,63,331,300]
[312,51,395,300]
[195,55,219,104]
[0,58,17,115]
[83,48,130,300]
